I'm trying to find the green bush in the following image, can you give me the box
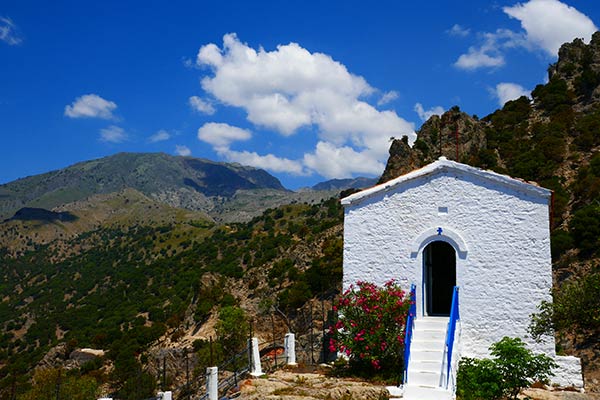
[456,357,503,400]
[550,229,574,259]
[529,271,600,339]
[569,204,600,255]
[457,337,556,400]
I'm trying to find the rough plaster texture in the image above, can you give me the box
[341,159,582,388]
[553,356,584,389]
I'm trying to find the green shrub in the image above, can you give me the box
[456,357,503,400]
[529,271,600,339]
[456,337,556,400]
[569,204,600,255]
[550,229,574,259]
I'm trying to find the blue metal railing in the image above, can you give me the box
[403,284,417,384]
[445,286,460,389]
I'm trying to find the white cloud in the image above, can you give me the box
[455,47,505,70]
[194,34,415,178]
[494,82,530,106]
[175,145,191,156]
[197,122,305,174]
[0,16,22,45]
[149,129,170,143]
[377,90,399,106]
[218,148,306,175]
[197,122,252,149]
[454,29,526,70]
[448,24,471,37]
[65,94,117,119]
[414,103,445,122]
[189,96,216,115]
[504,0,597,56]
[303,142,385,179]
[99,126,127,143]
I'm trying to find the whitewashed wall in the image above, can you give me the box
[342,162,555,359]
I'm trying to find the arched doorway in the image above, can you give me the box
[423,241,456,316]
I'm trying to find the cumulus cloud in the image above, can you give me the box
[455,1,596,71]
[99,126,127,143]
[189,96,215,115]
[197,122,305,175]
[149,129,171,143]
[195,34,414,178]
[494,82,530,106]
[175,145,191,156]
[454,29,526,70]
[197,122,252,149]
[303,142,386,179]
[65,94,117,119]
[455,47,505,70]
[377,91,399,106]
[447,24,471,37]
[414,103,445,122]
[0,16,22,45]
[219,148,306,175]
[504,0,597,56]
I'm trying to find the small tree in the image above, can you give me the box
[457,337,556,400]
[329,280,410,376]
[216,306,249,357]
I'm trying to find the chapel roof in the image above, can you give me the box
[341,157,552,206]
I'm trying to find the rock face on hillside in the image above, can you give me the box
[549,32,600,107]
[379,107,487,183]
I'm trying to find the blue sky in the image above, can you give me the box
[0,0,598,189]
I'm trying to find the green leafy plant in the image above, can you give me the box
[329,280,410,377]
[529,271,600,340]
[456,337,556,400]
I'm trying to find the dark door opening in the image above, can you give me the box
[424,241,456,316]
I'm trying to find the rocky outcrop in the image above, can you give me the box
[549,32,600,107]
[378,107,487,183]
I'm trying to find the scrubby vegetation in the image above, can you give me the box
[456,337,556,400]
[0,197,344,397]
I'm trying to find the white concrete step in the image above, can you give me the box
[407,370,440,386]
[403,384,453,400]
[412,329,446,341]
[409,359,443,373]
[411,340,444,352]
[409,348,444,362]
[414,317,449,330]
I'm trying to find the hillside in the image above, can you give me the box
[0,195,344,398]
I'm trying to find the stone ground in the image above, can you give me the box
[231,370,600,400]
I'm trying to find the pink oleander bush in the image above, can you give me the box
[329,280,411,377]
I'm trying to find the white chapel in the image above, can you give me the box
[341,157,583,399]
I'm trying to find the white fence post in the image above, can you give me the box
[249,337,263,376]
[206,366,218,400]
[284,333,297,366]
[157,391,172,400]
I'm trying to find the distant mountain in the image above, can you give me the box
[311,177,377,191]
[0,152,290,220]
